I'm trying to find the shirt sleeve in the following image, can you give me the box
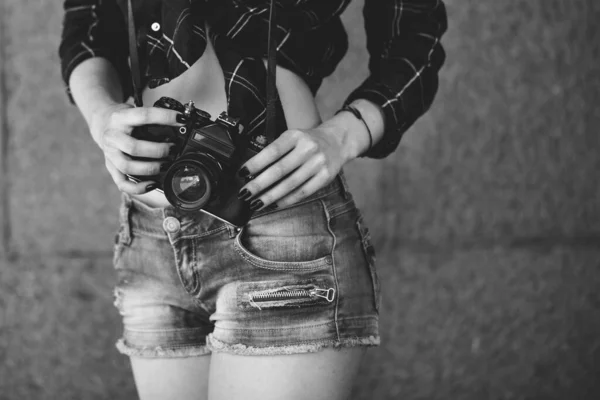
[58,0,131,103]
[344,0,448,159]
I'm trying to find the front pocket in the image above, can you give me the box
[234,200,334,272]
[237,279,336,311]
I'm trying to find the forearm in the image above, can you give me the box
[343,0,447,159]
[320,99,385,161]
[68,57,125,145]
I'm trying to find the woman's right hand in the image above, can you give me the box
[89,103,183,195]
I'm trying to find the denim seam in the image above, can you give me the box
[129,229,168,240]
[327,200,356,219]
[330,206,354,220]
[337,169,351,200]
[129,224,228,241]
[172,226,229,242]
[120,342,209,349]
[208,335,380,346]
[321,199,341,341]
[163,213,201,296]
[356,214,380,313]
[212,316,378,332]
[251,186,338,220]
[190,237,200,295]
[123,326,212,334]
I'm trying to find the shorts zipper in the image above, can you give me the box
[250,287,336,303]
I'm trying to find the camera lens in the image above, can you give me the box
[163,153,223,212]
[171,165,210,203]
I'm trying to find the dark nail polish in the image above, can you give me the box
[250,199,264,211]
[176,114,189,124]
[146,183,159,192]
[238,166,250,178]
[160,163,170,172]
[238,188,252,201]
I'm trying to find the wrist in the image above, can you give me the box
[322,99,385,161]
[321,110,370,162]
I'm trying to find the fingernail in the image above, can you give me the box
[176,114,189,124]
[160,163,170,172]
[146,183,159,192]
[238,166,250,178]
[238,188,252,201]
[250,199,264,211]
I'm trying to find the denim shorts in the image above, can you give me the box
[112,170,381,357]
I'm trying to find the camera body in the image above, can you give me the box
[128,97,263,227]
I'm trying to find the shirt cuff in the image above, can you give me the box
[343,78,406,159]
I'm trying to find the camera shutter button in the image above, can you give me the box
[163,217,180,233]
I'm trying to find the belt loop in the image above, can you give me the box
[337,169,351,200]
[119,192,133,245]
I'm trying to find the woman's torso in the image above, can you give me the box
[132,23,322,208]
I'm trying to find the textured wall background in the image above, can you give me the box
[2,0,600,399]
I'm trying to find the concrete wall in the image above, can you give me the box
[2,0,600,399]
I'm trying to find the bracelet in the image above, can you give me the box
[335,104,373,156]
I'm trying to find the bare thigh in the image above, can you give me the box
[131,355,211,400]
[208,348,367,400]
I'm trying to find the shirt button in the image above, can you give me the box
[163,217,180,233]
[151,22,161,32]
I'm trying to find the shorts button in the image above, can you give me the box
[163,217,180,233]
[151,22,161,32]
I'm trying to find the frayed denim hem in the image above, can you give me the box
[205,334,380,356]
[116,338,212,358]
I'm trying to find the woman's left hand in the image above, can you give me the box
[236,124,353,211]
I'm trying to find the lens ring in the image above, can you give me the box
[163,154,222,212]
[172,165,211,203]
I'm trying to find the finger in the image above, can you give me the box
[275,169,333,209]
[105,131,174,159]
[111,106,183,128]
[246,154,324,209]
[105,158,158,194]
[239,145,312,200]
[238,130,298,177]
[106,149,165,176]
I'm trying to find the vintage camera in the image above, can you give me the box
[127,97,265,227]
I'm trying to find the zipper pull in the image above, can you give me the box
[310,288,335,302]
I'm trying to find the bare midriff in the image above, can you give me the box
[132,24,321,208]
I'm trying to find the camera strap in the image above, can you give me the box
[127,0,143,107]
[126,0,278,143]
[264,0,277,143]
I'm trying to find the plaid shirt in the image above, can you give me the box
[59,0,447,159]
